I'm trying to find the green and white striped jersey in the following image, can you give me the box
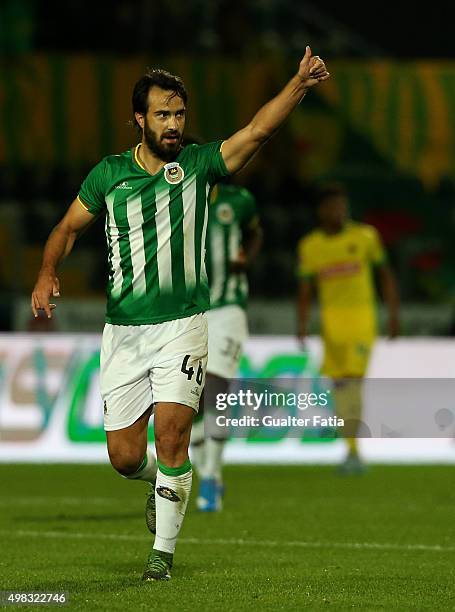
[206,184,258,310]
[78,141,229,325]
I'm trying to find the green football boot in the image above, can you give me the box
[142,550,173,582]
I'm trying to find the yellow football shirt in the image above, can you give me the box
[297,222,386,344]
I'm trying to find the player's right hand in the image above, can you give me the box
[31,271,60,319]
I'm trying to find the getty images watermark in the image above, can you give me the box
[214,387,343,429]
[206,378,455,439]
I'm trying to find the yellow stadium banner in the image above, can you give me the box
[2,56,455,186]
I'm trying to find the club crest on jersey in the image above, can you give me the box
[156,486,181,502]
[216,202,234,224]
[164,162,184,185]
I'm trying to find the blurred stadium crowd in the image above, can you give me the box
[1,0,455,332]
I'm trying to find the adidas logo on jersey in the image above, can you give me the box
[115,181,133,190]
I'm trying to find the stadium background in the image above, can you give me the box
[1,2,454,609]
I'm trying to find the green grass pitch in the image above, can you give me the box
[0,464,454,610]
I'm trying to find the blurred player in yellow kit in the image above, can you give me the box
[297,184,399,473]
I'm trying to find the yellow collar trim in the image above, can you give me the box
[134,143,147,171]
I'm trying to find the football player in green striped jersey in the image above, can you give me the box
[192,179,262,511]
[31,48,330,581]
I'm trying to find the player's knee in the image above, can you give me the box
[155,425,187,463]
[155,429,184,454]
[108,448,143,476]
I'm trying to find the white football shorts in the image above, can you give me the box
[206,305,248,379]
[100,313,208,431]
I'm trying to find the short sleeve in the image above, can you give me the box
[196,141,230,185]
[366,226,386,266]
[78,159,109,215]
[297,237,316,279]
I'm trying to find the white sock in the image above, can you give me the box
[201,438,225,482]
[190,418,206,476]
[125,448,157,483]
[153,460,192,555]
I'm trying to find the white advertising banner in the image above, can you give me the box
[0,333,454,463]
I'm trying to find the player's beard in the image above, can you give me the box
[143,118,182,162]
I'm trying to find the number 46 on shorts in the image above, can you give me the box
[181,354,204,385]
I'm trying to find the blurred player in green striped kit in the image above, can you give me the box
[31,48,329,581]
[191,179,262,511]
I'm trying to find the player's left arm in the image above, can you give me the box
[221,46,330,174]
[378,264,400,339]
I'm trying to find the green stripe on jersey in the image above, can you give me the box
[112,191,134,299]
[141,184,159,296]
[182,176,198,295]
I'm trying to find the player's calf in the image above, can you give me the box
[143,402,194,580]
